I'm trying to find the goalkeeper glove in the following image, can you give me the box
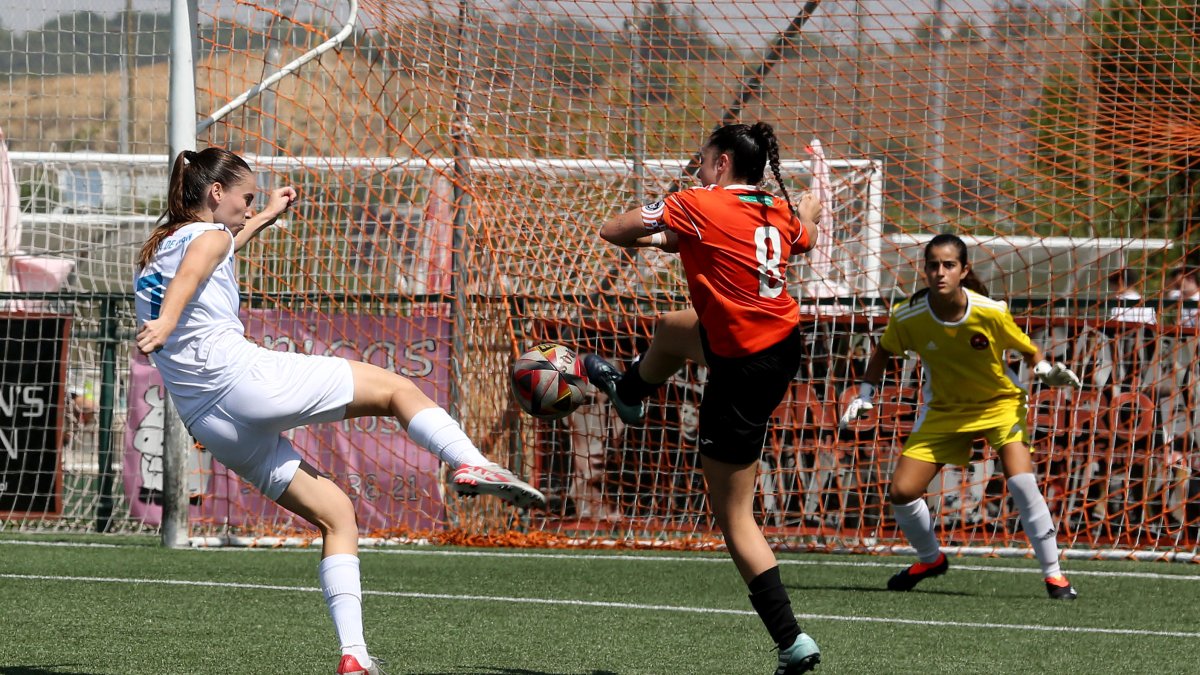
[839,382,876,429]
[1034,360,1082,388]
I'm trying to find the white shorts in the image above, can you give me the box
[187,350,354,500]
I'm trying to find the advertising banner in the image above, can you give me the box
[124,310,451,533]
[0,313,69,516]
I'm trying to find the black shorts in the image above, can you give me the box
[696,326,802,465]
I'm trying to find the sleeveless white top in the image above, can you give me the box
[133,222,260,426]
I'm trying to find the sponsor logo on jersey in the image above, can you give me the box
[738,194,774,206]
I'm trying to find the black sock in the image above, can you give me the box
[748,566,802,650]
[615,358,661,403]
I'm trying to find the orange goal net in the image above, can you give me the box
[1,0,1197,558]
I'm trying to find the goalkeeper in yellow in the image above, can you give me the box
[841,233,1080,600]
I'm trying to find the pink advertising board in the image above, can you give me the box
[123,310,451,533]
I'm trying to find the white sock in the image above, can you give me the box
[319,554,369,663]
[406,407,489,468]
[1008,472,1062,578]
[893,498,942,563]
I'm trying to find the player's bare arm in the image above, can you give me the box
[840,345,894,427]
[135,230,230,354]
[599,206,653,246]
[234,186,297,251]
[600,206,678,251]
[860,345,894,387]
[632,230,679,252]
[1022,347,1045,370]
[794,190,820,254]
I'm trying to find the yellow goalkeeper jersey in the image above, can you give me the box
[879,289,1037,433]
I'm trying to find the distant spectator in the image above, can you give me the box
[62,385,96,447]
[1165,267,1200,328]
[1107,268,1157,324]
[61,383,99,474]
[351,205,397,271]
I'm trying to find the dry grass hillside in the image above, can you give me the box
[1,60,170,153]
[0,31,1095,212]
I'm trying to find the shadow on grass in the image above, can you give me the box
[0,662,93,667]
[422,669,619,675]
[786,582,974,597]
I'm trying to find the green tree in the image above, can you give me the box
[0,10,170,78]
[1028,0,1200,248]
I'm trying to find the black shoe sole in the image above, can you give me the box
[1047,587,1078,600]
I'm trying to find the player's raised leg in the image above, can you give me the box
[344,360,545,509]
[583,308,705,424]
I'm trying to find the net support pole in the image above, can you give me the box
[449,0,478,425]
[162,0,199,549]
[865,160,885,297]
[446,0,477,529]
[628,2,646,269]
[928,0,947,217]
[94,298,118,532]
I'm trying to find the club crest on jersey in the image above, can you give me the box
[970,333,989,350]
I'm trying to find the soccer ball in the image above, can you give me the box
[511,343,588,419]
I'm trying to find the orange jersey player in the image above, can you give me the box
[584,122,822,675]
[652,178,812,357]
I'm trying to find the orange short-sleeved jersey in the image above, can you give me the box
[642,184,811,357]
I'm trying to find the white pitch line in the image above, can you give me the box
[0,539,120,548]
[362,548,1200,581]
[2,572,1198,640]
[2,539,1198,581]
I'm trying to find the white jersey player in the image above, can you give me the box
[135,220,258,426]
[134,147,544,675]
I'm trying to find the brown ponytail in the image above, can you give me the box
[961,269,988,296]
[136,147,251,269]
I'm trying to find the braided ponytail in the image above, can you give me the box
[706,122,800,226]
[750,122,799,227]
